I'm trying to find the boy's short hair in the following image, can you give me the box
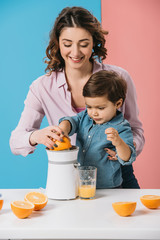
[83,70,127,104]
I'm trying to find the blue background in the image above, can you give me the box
[0,0,101,188]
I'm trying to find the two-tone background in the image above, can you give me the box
[0,0,159,189]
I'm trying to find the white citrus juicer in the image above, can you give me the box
[45,146,79,200]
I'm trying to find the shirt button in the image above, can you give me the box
[88,135,91,138]
[83,149,85,153]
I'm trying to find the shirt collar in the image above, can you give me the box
[107,110,124,126]
[56,70,67,88]
[92,60,103,73]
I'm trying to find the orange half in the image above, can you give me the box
[0,199,3,210]
[112,201,137,217]
[50,136,72,151]
[24,191,48,211]
[140,195,160,209]
[11,200,34,219]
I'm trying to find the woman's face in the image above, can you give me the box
[59,27,93,70]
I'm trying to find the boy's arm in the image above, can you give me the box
[59,110,86,136]
[59,120,71,137]
[105,128,131,161]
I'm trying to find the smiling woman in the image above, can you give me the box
[9,6,144,189]
[59,27,93,69]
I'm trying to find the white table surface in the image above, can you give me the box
[0,189,160,240]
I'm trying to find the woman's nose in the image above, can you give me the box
[71,44,80,56]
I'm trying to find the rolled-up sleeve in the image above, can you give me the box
[9,81,45,157]
[116,144,136,166]
[116,119,137,166]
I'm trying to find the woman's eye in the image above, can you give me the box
[80,44,89,48]
[64,44,71,47]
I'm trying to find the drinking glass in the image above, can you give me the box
[78,166,97,199]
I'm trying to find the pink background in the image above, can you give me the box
[101,0,160,188]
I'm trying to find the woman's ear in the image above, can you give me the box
[116,98,123,109]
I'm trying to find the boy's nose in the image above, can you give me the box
[92,109,98,116]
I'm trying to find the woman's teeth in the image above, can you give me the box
[70,57,83,62]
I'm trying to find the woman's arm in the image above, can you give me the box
[120,69,145,156]
[9,87,45,156]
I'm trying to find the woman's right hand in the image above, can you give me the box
[29,126,64,149]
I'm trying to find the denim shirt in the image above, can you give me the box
[60,110,136,188]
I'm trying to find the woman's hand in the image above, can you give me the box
[104,148,117,160]
[29,126,64,149]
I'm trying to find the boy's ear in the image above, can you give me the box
[116,98,123,109]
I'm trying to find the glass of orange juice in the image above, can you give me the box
[78,166,97,200]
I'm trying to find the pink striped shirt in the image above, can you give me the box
[10,61,144,157]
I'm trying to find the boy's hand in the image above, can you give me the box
[105,127,122,147]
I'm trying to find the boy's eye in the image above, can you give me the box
[98,107,105,110]
[86,106,91,109]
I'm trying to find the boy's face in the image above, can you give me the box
[85,96,119,124]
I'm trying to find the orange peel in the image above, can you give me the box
[11,200,34,219]
[140,195,160,209]
[0,199,3,210]
[112,201,136,217]
[50,136,71,151]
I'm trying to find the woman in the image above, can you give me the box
[10,6,145,188]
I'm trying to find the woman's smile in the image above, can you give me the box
[69,56,84,63]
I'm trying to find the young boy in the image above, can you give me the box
[58,70,136,188]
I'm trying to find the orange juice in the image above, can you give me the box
[78,185,96,199]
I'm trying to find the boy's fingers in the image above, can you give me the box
[105,127,114,133]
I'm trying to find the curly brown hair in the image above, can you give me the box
[44,7,108,74]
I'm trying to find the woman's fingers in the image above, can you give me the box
[48,126,64,140]
[45,140,54,150]
[105,148,116,156]
[107,155,117,160]
[104,148,118,161]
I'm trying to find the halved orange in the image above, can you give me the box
[0,199,3,210]
[11,200,34,219]
[112,201,137,217]
[140,195,160,209]
[24,191,48,211]
[50,136,72,151]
